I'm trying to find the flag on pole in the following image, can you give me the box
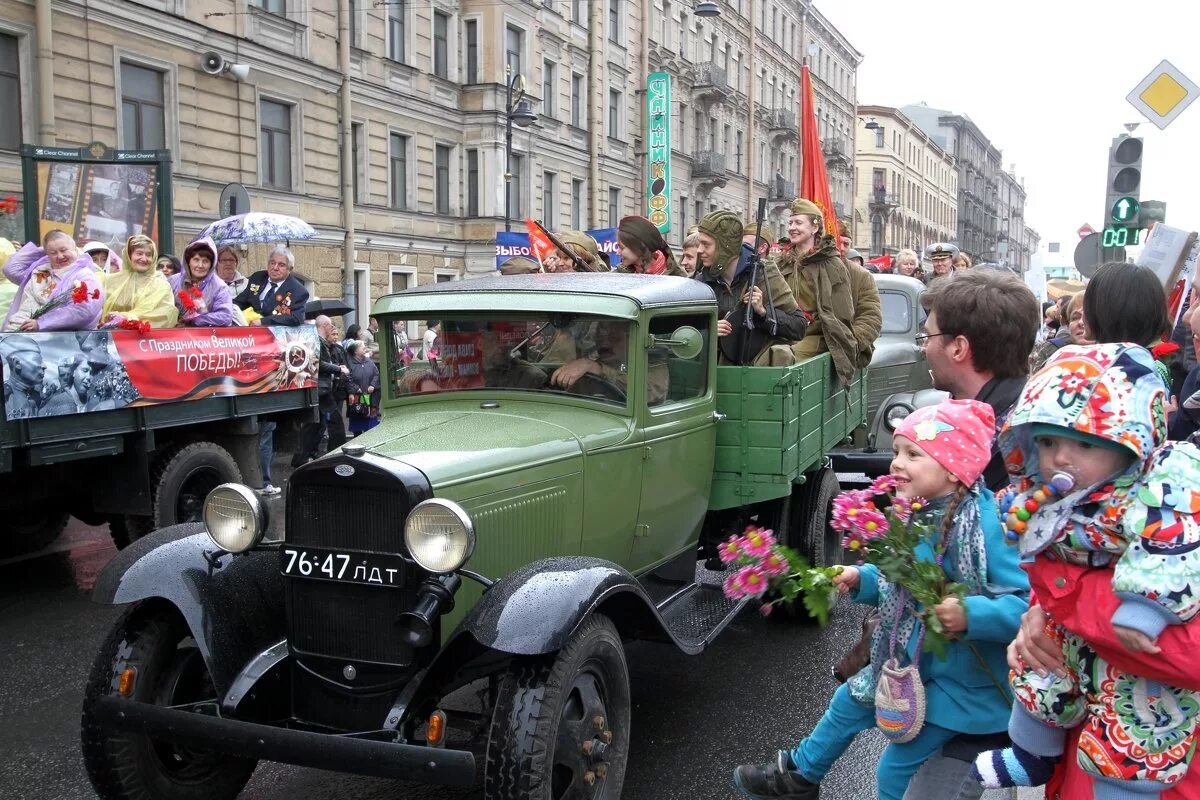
[525,217,555,268]
[867,253,894,272]
[798,64,842,251]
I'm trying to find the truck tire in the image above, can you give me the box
[81,603,257,800]
[122,443,242,546]
[0,508,70,558]
[485,614,630,800]
[791,467,840,568]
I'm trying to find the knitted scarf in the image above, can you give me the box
[846,484,990,705]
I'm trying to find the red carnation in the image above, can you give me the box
[1151,341,1181,361]
[71,283,89,303]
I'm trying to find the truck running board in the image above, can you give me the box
[652,563,750,653]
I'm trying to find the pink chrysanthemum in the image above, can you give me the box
[870,474,899,495]
[722,572,741,599]
[734,565,769,598]
[741,526,776,557]
[850,508,889,541]
[831,489,874,531]
[759,603,773,617]
[760,550,789,577]
[717,536,743,564]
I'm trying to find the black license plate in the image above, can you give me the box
[281,547,408,587]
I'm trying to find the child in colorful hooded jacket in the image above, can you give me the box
[732,399,1029,800]
[973,343,1200,800]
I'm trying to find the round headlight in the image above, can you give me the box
[203,484,267,553]
[404,499,475,574]
[884,403,913,431]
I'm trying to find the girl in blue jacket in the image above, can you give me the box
[733,399,1029,800]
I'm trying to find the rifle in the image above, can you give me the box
[530,219,595,273]
[739,197,774,365]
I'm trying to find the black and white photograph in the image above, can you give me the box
[0,331,140,420]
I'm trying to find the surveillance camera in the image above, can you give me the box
[200,51,225,76]
[228,64,250,81]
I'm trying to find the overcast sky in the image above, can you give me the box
[830,0,1200,253]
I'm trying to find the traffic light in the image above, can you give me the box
[1139,200,1167,228]
[1102,135,1143,257]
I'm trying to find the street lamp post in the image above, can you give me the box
[504,64,537,233]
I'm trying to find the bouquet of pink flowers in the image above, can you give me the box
[717,524,844,624]
[831,474,965,657]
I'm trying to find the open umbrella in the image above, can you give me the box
[304,298,354,319]
[198,212,317,245]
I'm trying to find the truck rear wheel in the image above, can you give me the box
[122,443,242,546]
[791,467,840,569]
[81,604,257,800]
[485,614,630,800]
[0,507,69,558]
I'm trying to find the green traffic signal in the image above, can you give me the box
[1110,196,1140,222]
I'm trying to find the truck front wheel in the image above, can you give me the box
[485,614,630,800]
[0,507,69,558]
[80,604,257,799]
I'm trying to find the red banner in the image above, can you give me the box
[0,326,319,420]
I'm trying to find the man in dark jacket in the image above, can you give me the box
[234,245,309,325]
[295,314,350,465]
[693,209,808,366]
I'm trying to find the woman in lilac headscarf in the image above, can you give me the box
[170,237,234,327]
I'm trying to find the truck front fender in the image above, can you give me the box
[462,556,664,656]
[91,522,285,699]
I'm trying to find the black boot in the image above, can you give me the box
[732,750,820,800]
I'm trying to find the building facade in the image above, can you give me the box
[851,104,956,257]
[0,0,860,321]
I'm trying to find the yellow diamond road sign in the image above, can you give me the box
[1127,59,1199,130]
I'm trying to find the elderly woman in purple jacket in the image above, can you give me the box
[170,237,235,327]
[2,230,103,331]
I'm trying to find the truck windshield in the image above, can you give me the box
[387,315,632,405]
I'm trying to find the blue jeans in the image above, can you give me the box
[790,683,959,800]
[259,421,276,486]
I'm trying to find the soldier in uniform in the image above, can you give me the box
[924,242,959,283]
[1,336,46,418]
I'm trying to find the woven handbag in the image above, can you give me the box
[874,595,926,744]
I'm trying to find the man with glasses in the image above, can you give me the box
[902,268,1041,800]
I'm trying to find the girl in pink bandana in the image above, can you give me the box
[733,399,1029,800]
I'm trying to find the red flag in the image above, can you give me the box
[798,64,841,250]
[867,253,894,272]
[525,218,555,265]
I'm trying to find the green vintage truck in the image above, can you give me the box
[81,274,864,800]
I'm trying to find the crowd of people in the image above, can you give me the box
[730,259,1200,800]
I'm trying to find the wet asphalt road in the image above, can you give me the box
[0,513,891,800]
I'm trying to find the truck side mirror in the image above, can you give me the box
[652,326,704,360]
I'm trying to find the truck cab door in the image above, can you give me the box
[631,312,717,569]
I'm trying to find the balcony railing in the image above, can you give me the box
[692,151,727,179]
[869,190,899,209]
[768,176,796,201]
[768,108,797,134]
[692,63,729,101]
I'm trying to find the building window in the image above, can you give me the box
[252,0,285,15]
[389,132,409,210]
[874,127,885,148]
[465,20,478,83]
[505,24,523,78]
[0,34,19,150]
[510,154,524,217]
[349,0,359,47]
[432,12,449,79]
[571,73,583,127]
[735,130,743,173]
[259,99,292,190]
[571,179,583,230]
[435,144,451,215]
[121,62,165,151]
[542,60,555,117]
[387,0,405,62]
[542,171,556,224]
[608,89,621,138]
[679,194,687,241]
[609,0,622,44]
[572,0,583,24]
[351,122,364,203]
[466,148,480,217]
[607,188,620,226]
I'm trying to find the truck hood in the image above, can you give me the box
[351,400,635,491]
